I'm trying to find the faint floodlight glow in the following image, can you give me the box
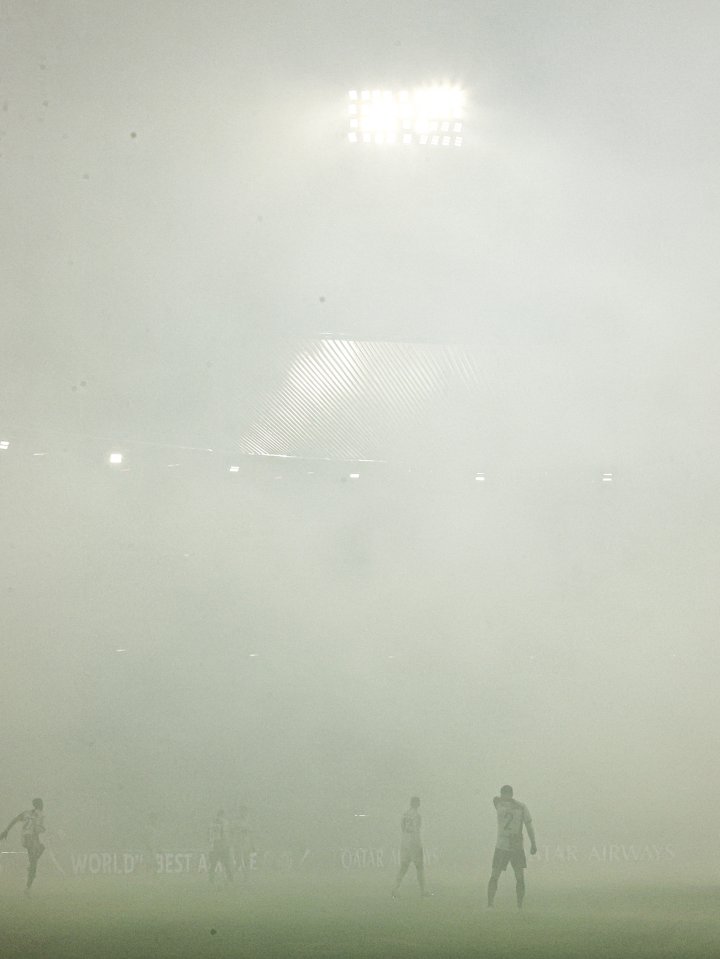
[229,465,240,473]
[349,473,360,479]
[249,653,259,658]
[109,452,123,465]
[346,84,465,147]
[602,473,614,483]
[475,472,486,482]
[0,440,9,450]
[33,452,47,457]
[115,648,127,653]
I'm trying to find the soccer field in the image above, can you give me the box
[0,877,717,959]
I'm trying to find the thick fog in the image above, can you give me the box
[2,0,720,880]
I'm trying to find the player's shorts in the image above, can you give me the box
[400,843,424,868]
[22,836,44,857]
[492,846,527,873]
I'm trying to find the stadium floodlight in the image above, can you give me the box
[109,452,123,465]
[347,84,465,146]
[0,440,9,450]
[475,472,486,482]
[228,465,240,473]
[349,472,360,479]
[602,472,613,483]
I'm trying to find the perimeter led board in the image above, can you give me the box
[347,86,464,146]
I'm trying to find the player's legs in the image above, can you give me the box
[488,848,509,907]
[221,848,234,881]
[208,848,219,882]
[26,840,44,889]
[487,868,501,906]
[512,862,525,908]
[414,848,426,895]
[393,854,411,896]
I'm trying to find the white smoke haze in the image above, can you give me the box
[1,1,720,948]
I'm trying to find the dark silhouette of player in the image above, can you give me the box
[487,785,536,909]
[392,796,428,898]
[0,798,46,893]
[208,809,234,882]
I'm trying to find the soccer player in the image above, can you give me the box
[392,796,427,898]
[208,809,234,883]
[487,784,536,909]
[141,811,160,878]
[0,797,46,893]
[233,804,255,878]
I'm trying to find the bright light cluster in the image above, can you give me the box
[347,86,464,147]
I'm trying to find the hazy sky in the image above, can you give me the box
[2,1,720,866]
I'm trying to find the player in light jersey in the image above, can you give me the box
[392,796,428,898]
[208,809,234,882]
[0,797,46,893]
[487,785,536,909]
[233,804,255,878]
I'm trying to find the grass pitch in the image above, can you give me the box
[0,874,717,959]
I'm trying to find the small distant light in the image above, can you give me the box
[33,452,47,457]
[602,473,613,483]
[349,473,360,479]
[0,440,9,450]
[109,452,123,465]
[229,465,240,473]
[167,463,179,468]
[248,653,259,658]
[475,473,486,482]
[353,813,368,818]
[115,648,127,653]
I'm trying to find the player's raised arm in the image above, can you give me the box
[0,812,24,840]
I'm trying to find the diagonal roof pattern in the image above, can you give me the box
[234,336,483,462]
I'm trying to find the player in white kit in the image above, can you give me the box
[208,809,234,882]
[392,796,427,898]
[487,785,536,909]
[0,798,46,893]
